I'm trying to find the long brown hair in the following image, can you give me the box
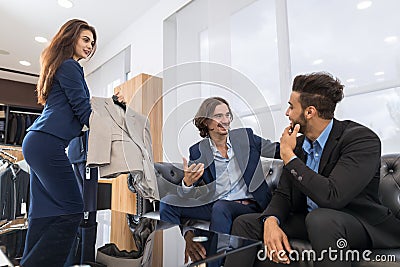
[37,19,97,105]
[193,97,233,138]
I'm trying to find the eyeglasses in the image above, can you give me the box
[212,113,232,120]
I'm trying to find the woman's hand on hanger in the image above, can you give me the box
[114,91,126,104]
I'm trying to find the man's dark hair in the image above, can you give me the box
[193,97,233,138]
[292,72,344,119]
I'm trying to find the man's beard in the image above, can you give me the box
[292,113,307,134]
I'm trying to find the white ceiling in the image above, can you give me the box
[0,0,159,84]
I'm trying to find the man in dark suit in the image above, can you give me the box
[225,72,400,267]
[160,97,279,261]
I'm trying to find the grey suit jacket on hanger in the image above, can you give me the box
[86,97,158,200]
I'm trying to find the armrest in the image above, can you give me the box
[260,158,284,191]
[154,162,184,184]
[127,162,185,216]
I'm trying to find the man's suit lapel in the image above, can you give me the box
[230,129,263,191]
[295,135,306,162]
[319,119,343,173]
[230,129,249,175]
[198,139,216,181]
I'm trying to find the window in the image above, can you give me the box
[86,46,131,97]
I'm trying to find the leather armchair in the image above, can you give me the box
[128,155,400,266]
[254,154,400,267]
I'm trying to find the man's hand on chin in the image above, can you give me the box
[280,124,300,164]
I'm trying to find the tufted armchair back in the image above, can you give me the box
[379,154,400,219]
[127,158,283,219]
[128,156,400,220]
[150,158,284,195]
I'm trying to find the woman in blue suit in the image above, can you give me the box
[22,19,97,219]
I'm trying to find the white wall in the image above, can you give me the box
[84,0,400,162]
[162,0,287,162]
[161,0,400,159]
[84,0,191,79]
[83,0,193,162]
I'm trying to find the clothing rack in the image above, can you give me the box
[10,110,41,116]
[0,147,22,152]
[0,150,17,161]
[0,146,24,161]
